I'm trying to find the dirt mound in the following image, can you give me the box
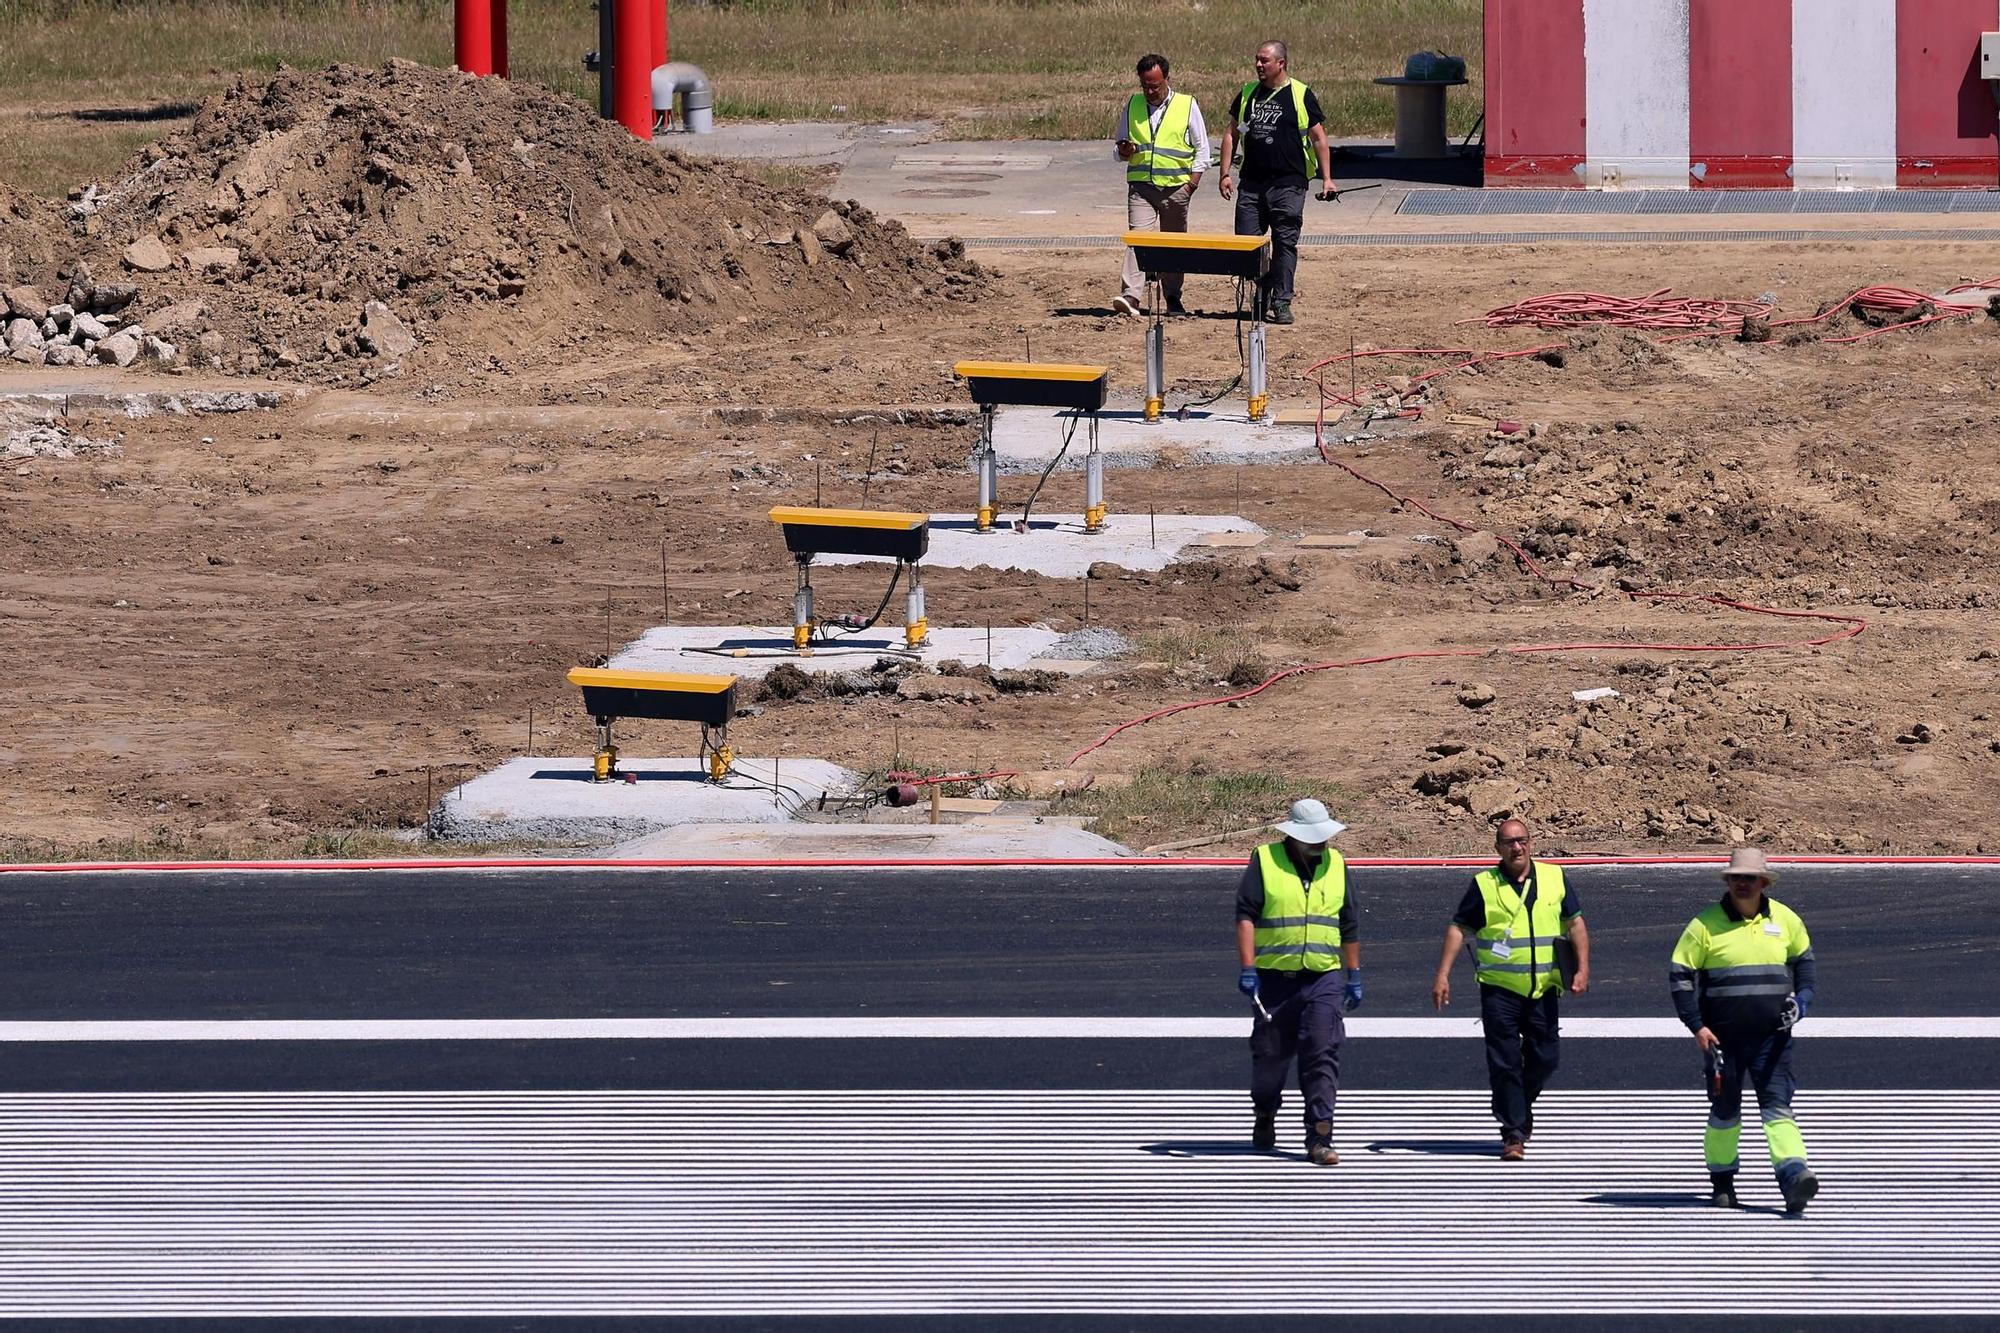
[81,60,990,380]
[0,175,68,288]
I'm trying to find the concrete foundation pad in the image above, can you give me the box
[0,369,302,426]
[611,820,1132,859]
[990,406,1323,472]
[608,625,1082,678]
[430,756,859,843]
[817,513,1261,578]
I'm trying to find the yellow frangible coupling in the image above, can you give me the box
[708,740,733,784]
[904,618,928,649]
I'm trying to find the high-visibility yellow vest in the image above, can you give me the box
[1251,841,1347,972]
[1669,896,1812,1034]
[1235,78,1312,167]
[1126,92,1199,186]
[1472,861,1571,998]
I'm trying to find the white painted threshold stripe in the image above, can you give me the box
[0,1016,1994,1041]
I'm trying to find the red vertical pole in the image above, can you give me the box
[651,0,668,70]
[454,0,494,76]
[614,0,654,137]
[491,0,509,77]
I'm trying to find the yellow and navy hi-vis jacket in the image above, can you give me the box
[1471,862,1574,999]
[1125,92,1199,187]
[1251,841,1348,972]
[1669,895,1814,1037]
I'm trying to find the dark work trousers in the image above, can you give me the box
[1479,984,1561,1141]
[1707,1027,1805,1182]
[1249,967,1345,1143]
[1232,176,1307,308]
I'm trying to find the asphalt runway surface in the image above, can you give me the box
[1,861,1995,1330]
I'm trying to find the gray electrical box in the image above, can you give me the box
[1984,32,2000,79]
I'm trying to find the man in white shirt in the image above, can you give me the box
[1113,53,1208,317]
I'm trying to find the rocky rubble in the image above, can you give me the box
[3,269,206,369]
[4,423,119,460]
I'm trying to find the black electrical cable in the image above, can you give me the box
[1179,276,1248,412]
[1018,409,1079,528]
[829,561,904,638]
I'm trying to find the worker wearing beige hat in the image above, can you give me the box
[1669,847,1821,1214]
[1234,797,1361,1165]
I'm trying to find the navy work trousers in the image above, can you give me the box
[1480,984,1561,1141]
[1232,176,1306,307]
[1249,967,1345,1142]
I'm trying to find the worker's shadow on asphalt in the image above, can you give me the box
[1357,1139,1496,1157]
[1137,1141,1303,1160]
[1586,1192,1788,1216]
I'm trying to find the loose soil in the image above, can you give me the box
[3,68,1996,858]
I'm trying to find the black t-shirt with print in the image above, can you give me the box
[1230,81,1326,183]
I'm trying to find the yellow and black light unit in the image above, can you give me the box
[565,667,739,784]
[953,361,1112,533]
[1119,232,1273,422]
[768,506,932,650]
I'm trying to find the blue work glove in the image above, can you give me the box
[1238,966,1260,997]
[1343,970,1364,1012]
[1777,994,1801,1031]
[1794,989,1814,1021]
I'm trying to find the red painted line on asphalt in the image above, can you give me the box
[4,856,1999,874]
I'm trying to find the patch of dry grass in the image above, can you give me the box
[1065,766,1349,850]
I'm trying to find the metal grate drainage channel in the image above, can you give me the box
[1400,187,2000,216]
[959,227,2000,249]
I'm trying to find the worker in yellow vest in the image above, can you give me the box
[1669,847,1820,1214]
[1217,39,1337,325]
[1235,797,1361,1165]
[1113,53,1208,318]
[1430,818,1591,1160]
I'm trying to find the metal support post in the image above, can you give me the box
[792,557,816,654]
[975,406,998,532]
[1144,275,1166,422]
[904,560,928,649]
[1083,413,1106,532]
[1247,317,1269,422]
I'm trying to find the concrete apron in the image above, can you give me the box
[428,756,858,843]
[815,513,1263,579]
[610,819,1132,859]
[990,405,1323,471]
[607,625,1089,678]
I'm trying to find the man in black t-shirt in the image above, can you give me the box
[1217,40,1337,325]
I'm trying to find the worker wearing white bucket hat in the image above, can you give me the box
[1234,797,1360,1165]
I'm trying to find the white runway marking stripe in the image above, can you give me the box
[0,1090,1994,1315]
[0,1016,1994,1041]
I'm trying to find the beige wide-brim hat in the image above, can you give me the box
[1722,846,1776,882]
[1273,798,1346,844]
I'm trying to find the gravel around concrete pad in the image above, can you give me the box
[1044,627,1132,660]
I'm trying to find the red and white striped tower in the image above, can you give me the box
[1485,0,2000,189]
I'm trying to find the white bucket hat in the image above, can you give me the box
[1722,846,1776,882]
[1273,798,1346,844]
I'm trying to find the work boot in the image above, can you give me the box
[1252,1111,1276,1150]
[1111,294,1141,317]
[1781,1167,1820,1215]
[1165,295,1189,316]
[1500,1137,1526,1162]
[1268,300,1295,326]
[1307,1120,1338,1166]
[1709,1175,1739,1208]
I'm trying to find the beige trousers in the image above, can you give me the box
[1121,180,1193,304]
